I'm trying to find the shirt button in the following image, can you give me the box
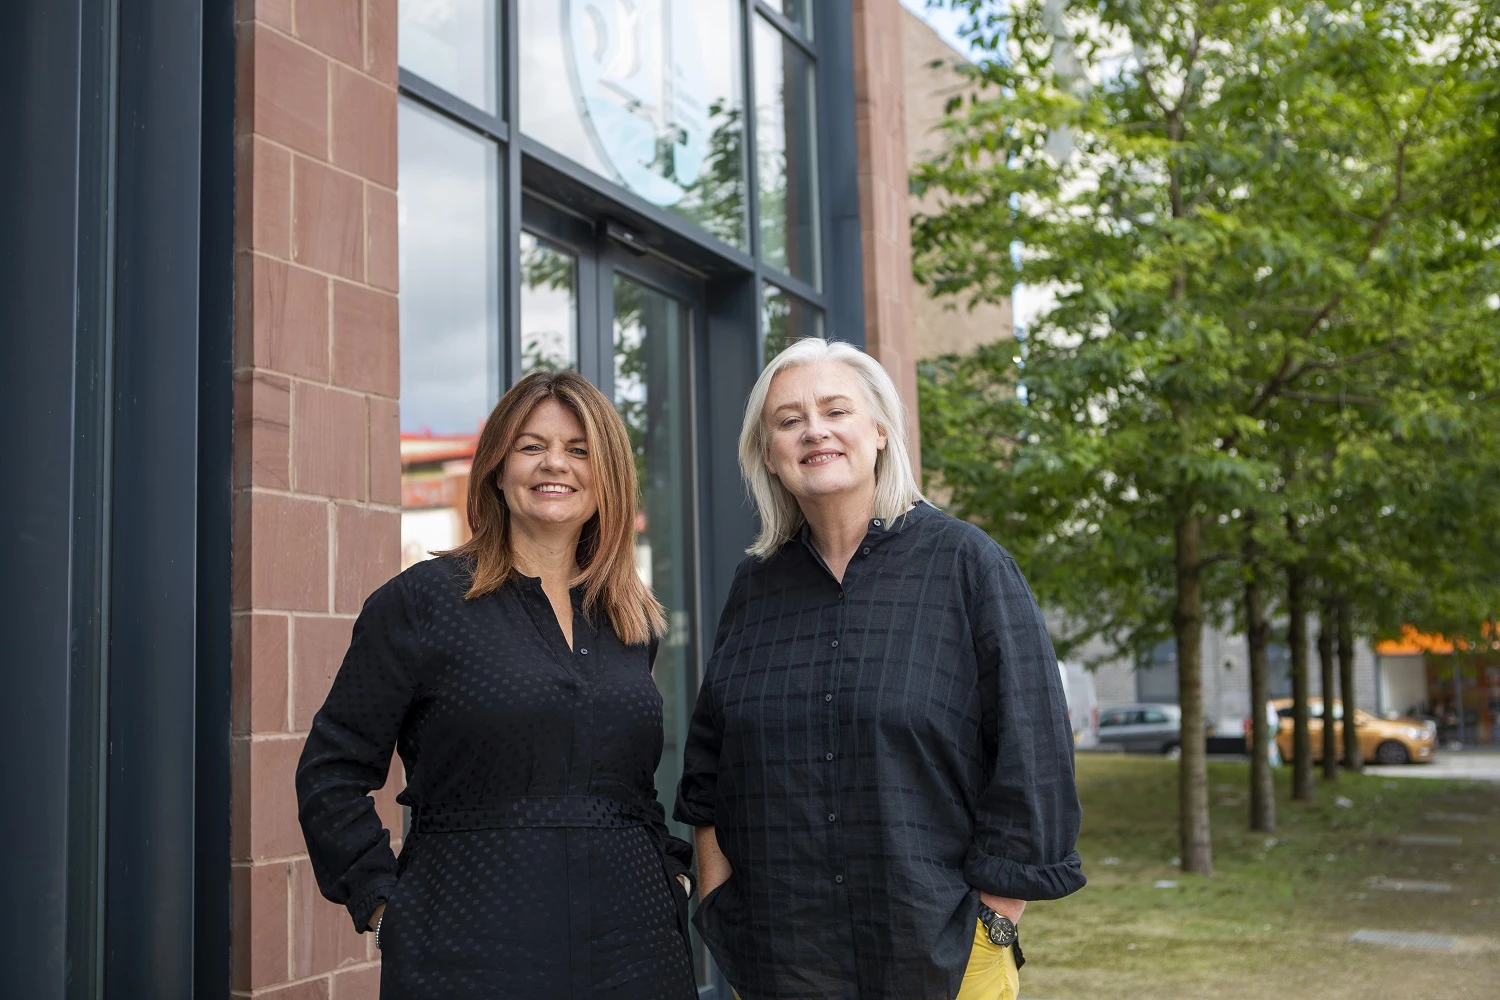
[825,752,834,761]
[872,519,882,527]
[827,813,837,822]
[861,547,871,555]
[579,648,588,655]
[834,874,845,884]
[824,693,833,702]
[830,639,839,648]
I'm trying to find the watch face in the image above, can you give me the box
[988,915,1017,946]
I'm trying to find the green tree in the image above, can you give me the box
[916,0,1500,870]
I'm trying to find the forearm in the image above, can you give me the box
[693,825,732,900]
[979,892,1027,924]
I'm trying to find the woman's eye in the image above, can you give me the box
[780,418,800,428]
[828,409,848,418]
[569,448,589,457]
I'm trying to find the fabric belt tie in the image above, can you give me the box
[409,795,655,836]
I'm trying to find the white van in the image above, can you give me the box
[1058,660,1099,749]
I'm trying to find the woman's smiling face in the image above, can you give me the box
[498,398,598,531]
[762,360,887,505]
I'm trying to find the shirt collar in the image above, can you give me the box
[794,501,929,548]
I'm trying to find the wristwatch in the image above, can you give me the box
[977,903,1018,947]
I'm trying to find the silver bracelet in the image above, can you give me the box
[374,913,384,950]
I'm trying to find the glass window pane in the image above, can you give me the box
[519,233,578,372]
[399,0,499,113]
[519,0,747,247]
[777,0,813,38]
[762,282,823,364]
[397,100,500,569]
[754,16,820,285]
[611,273,702,980]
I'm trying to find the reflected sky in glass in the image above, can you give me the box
[519,0,746,246]
[397,100,501,437]
[754,16,820,286]
[399,0,499,112]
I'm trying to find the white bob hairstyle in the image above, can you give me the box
[739,338,925,558]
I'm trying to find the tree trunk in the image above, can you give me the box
[1318,603,1339,782]
[1286,553,1315,802]
[1337,600,1363,771]
[1243,530,1275,832]
[1175,512,1212,874]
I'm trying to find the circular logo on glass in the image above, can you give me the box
[566,0,710,207]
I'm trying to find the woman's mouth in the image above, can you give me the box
[801,451,842,465]
[531,483,577,495]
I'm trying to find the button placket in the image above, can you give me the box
[824,580,848,890]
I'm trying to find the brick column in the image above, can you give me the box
[851,0,920,464]
[231,1,402,997]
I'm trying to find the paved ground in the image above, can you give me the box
[1366,748,1500,783]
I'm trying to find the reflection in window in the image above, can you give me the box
[611,274,696,874]
[762,282,824,364]
[519,233,578,373]
[398,0,499,113]
[754,16,820,286]
[397,99,500,569]
[777,0,813,38]
[519,0,746,246]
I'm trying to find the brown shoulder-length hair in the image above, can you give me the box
[445,370,666,646]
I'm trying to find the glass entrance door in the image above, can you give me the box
[518,196,701,848]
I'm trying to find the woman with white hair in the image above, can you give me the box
[676,339,1084,1000]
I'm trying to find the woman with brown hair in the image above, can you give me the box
[296,370,696,1000]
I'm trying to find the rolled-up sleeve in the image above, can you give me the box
[963,546,1085,900]
[295,575,421,931]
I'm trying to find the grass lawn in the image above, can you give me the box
[1018,755,1500,1000]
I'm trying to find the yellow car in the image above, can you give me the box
[1272,698,1436,765]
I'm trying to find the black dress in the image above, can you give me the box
[296,555,697,1000]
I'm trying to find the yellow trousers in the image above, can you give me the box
[955,919,1020,1000]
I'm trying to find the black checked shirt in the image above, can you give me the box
[675,502,1084,1000]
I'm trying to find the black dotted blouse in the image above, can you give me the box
[296,555,697,1000]
[676,502,1085,1000]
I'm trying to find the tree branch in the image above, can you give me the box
[1280,391,1384,407]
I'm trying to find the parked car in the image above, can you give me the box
[1271,697,1436,765]
[1059,660,1099,749]
[1097,703,1183,756]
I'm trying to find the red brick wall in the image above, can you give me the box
[231,1,402,996]
[852,0,922,464]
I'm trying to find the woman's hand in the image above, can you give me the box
[979,892,1025,924]
[368,902,386,932]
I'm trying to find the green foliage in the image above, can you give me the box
[916,0,1500,654]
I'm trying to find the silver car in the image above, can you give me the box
[1096,703,1183,757]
